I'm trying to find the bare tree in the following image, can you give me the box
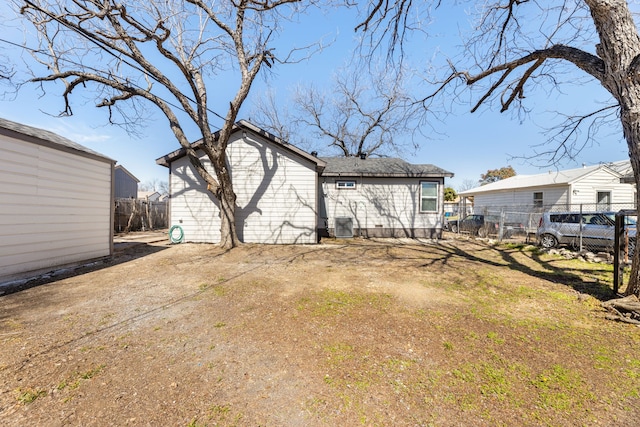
[17,0,320,249]
[0,45,15,84]
[458,178,478,193]
[140,178,168,194]
[358,0,640,297]
[255,63,419,158]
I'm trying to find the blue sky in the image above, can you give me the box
[0,2,630,191]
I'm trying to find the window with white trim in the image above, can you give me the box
[533,192,543,207]
[420,182,438,212]
[596,191,611,210]
[336,180,356,189]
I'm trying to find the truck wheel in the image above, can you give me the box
[540,234,558,249]
[478,227,488,238]
[450,224,458,233]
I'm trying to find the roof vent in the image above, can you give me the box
[359,153,366,160]
[311,151,318,157]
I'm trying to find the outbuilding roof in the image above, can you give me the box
[320,156,453,178]
[0,117,113,163]
[459,160,630,196]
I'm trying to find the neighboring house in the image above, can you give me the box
[459,161,635,212]
[137,190,161,201]
[114,165,139,198]
[0,117,114,282]
[443,196,472,217]
[320,157,453,238]
[156,120,453,244]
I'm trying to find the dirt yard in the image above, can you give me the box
[1,234,639,426]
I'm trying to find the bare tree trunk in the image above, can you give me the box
[621,108,640,297]
[146,198,153,230]
[124,199,137,234]
[586,0,640,297]
[214,161,239,250]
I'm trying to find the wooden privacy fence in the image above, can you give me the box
[114,198,168,233]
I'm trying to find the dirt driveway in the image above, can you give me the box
[1,235,639,426]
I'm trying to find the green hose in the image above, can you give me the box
[169,225,184,243]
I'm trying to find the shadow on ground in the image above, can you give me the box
[0,233,169,296]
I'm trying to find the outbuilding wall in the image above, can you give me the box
[169,132,319,244]
[0,131,113,281]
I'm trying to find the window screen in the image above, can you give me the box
[420,182,438,212]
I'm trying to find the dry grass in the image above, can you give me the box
[1,237,638,426]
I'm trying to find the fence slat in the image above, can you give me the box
[114,198,168,233]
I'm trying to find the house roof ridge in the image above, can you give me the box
[320,156,453,178]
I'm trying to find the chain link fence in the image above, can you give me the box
[114,198,168,233]
[447,202,637,254]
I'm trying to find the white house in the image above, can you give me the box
[0,118,115,282]
[459,161,635,212]
[319,157,453,238]
[137,190,161,201]
[157,121,326,244]
[156,120,453,244]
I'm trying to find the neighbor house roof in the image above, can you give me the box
[156,120,326,172]
[115,165,140,183]
[459,160,630,196]
[0,117,113,164]
[320,156,454,178]
[138,191,160,200]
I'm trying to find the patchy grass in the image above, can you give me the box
[15,388,46,404]
[2,239,639,426]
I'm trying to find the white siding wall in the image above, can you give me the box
[469,169,635,211]
[472,186,569,210]
[321,177,443,234]
[169,132,318,244]
[0,135,113,280]
[570,169,635,207]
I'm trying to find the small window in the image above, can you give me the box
[420,182,438,212]
[336,180,356,189]
[533,192,543,207]
[596,191,611,210]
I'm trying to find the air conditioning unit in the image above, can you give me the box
[335,217,354,238]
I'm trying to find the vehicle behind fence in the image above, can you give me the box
[447,203,637,255]
[114,198,168,233]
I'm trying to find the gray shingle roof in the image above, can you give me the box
[0,117,113,163]
[320,156,453,178]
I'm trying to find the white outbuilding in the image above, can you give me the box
[0,118,115,282]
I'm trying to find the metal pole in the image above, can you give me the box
[579,204,583,252]
[613,212,625,294]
